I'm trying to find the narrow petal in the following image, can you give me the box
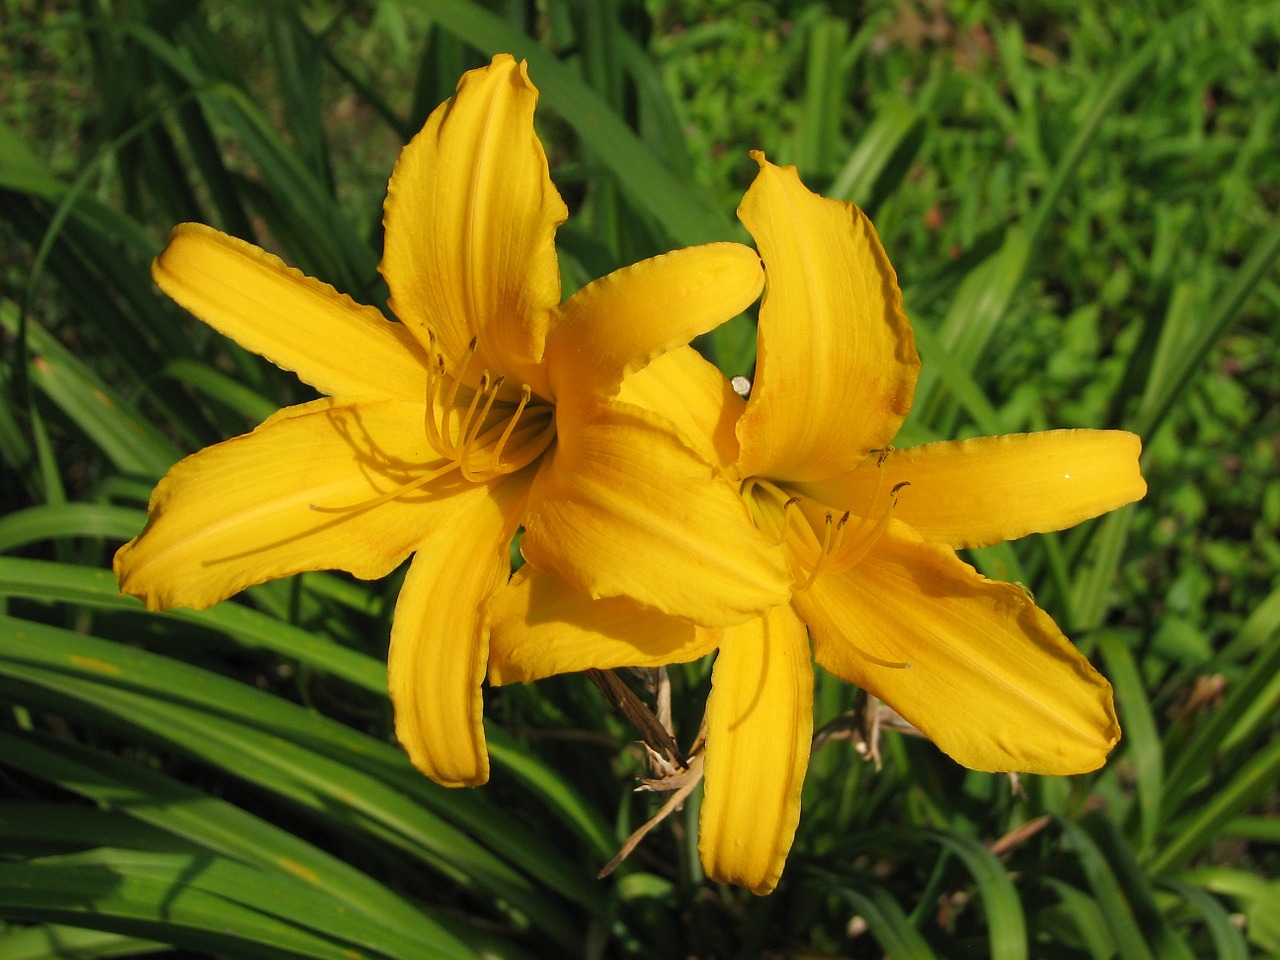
[793,521,1119,774]
[389,475,527,787]
[543,243,763,401]
[488,565,720,686]
[520,397,792,627]
[616,346,745,473]
[152,224,428,400]
[115,397,461,611]
[796,430,1147,548]
[380,54,565,396]
[736,153,919,482]
[699,605,812,895]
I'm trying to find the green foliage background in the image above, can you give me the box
[2,0,1279,956]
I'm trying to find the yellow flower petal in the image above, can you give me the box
[699,605,812,895]
[389,475,527,787]
[520,397,792,627]
[152,224,428,401]
[115,397,461,611]
[736,153,919,483]
[616,346,745,473]
[797,430,1147,548]
[543,242,763,401]
[380,53,565,397]
[794,521,1119,774]
[488,565,720,685]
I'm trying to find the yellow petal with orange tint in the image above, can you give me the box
[380,54,565,396]
[794,520,1119,774]
[735,153,919,483]
[487,566,720,686]
[520,397,791,627]
[114,397,459,611]
[152,224,428,401]
[699,605,812,895]
[388,474,528,787]
[797,429,1146,548]
[617,346,745,474]
[544,243,763,401]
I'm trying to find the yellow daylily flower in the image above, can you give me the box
[114,56,792,789]
[488,153,1147,893]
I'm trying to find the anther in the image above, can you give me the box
[827,482,909,575]
[798,512,849,593]
[777,497,801,544]
[423,354,450,456]
[458,373,506,481]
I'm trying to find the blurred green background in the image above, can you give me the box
[2,0,1279,957]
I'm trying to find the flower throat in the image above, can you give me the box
[313,335,555,514]
[741,453,911,669]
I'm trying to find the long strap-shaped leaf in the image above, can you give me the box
[0,728,470,953]
[0,849,453,960]
[0,555,616,859]
[0,615,597,947]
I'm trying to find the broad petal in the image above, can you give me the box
[616,346,745,473]
[389,475,527,787]
[699,605,812,895]
[520,397,792,627]
[797,430,1146,548]
[381,54,565,396]
[736,153,919,482]
[488,565,720,685]
[115,396,465,611]
[152,224,428,400]
[543,243,763,401]
[793,521,1119,774]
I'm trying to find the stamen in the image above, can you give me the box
[453,370,490,454]
[441,339,475,424]
[455,382,557,479]
[487,384,532,467]
[312,330,561,517]
[424,354,451,456]
[797,509,850,592]
[471,375,504,442]
[827,481,909,574]
[484,411,557,475]
[777,497,801,544]
[840,450,890,546]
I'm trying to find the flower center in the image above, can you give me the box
[311,334,555,515]
[741,454,908,593]
[423,335,556,482]
[741,455,911,671]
